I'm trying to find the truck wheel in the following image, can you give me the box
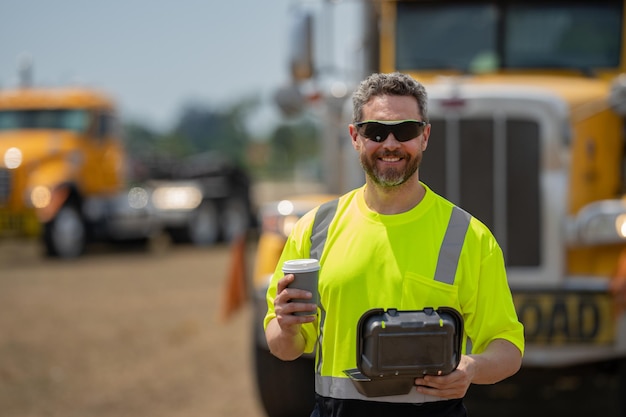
[220,197,250,242]
[254,343,315,417]
[188,200,219,246]
[43,204,86,258]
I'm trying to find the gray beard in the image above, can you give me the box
[360,151,420,188]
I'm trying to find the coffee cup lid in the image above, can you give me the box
[282,258,320,273]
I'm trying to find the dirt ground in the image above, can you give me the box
[0,239,267,417]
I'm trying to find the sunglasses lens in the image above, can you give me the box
[359,121,424,142]
[361,123,388,142]
[393,122,421,142]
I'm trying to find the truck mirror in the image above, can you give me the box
[273,85,305,117]
[289,11,314,81]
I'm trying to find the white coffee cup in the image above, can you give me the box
[282,259,320,316]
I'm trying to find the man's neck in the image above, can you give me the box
[363,177,425,215]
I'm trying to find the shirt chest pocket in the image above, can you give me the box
[400,272,460,311]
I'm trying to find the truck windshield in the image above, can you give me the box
[396,1,622,73]
[0,109,90,133]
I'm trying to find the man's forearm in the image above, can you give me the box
[469,339,522,384]
[265,318,307,361]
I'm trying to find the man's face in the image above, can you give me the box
[350,94,430,188]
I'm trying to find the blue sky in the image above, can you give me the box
[0,1,293,132]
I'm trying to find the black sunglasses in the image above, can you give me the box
[355,119,427,143]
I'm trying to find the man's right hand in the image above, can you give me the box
[265,274,317,361]
[274,274,318,327]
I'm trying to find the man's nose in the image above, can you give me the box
[381,132,402,147]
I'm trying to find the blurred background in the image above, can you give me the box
[2,1,626,416]
[0,1,320,417]
[0,0,324,187]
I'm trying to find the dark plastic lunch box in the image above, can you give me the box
[343,307,463,397]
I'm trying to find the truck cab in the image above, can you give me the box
[250,1,626,416]
[0,87,162,257]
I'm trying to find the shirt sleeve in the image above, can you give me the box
[461,225,525,356]
[263,209,319,354]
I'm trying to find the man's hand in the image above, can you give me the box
[414,355,476,399]
[274,274,318,329]
[414,339,522,399]
[265,274,317,361]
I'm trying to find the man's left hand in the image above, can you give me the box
[414,355,476,399]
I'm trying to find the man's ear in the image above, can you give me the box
[421,124,431,151]
[349,124,360,151]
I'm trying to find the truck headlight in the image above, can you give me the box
[152,185,203,210]
[128,187,149,209]
[4,147,22,169]
[568,199,626,245]
[617,214,626,238]
[30,185,51,209]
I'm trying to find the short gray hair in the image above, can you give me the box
[352,72,428,123]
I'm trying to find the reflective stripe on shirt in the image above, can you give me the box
[434,207,471,284]
[310,198,339,261]
[315,374,447,403]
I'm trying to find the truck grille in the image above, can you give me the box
[0,169,11,204]
[421,118,541,267]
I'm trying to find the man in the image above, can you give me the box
[264,72,524,417]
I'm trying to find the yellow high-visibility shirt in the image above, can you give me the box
[265,184,524,402]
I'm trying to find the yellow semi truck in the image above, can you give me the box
[250,1,626,416]
[0,85,253,257]
[0,86,163,257]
